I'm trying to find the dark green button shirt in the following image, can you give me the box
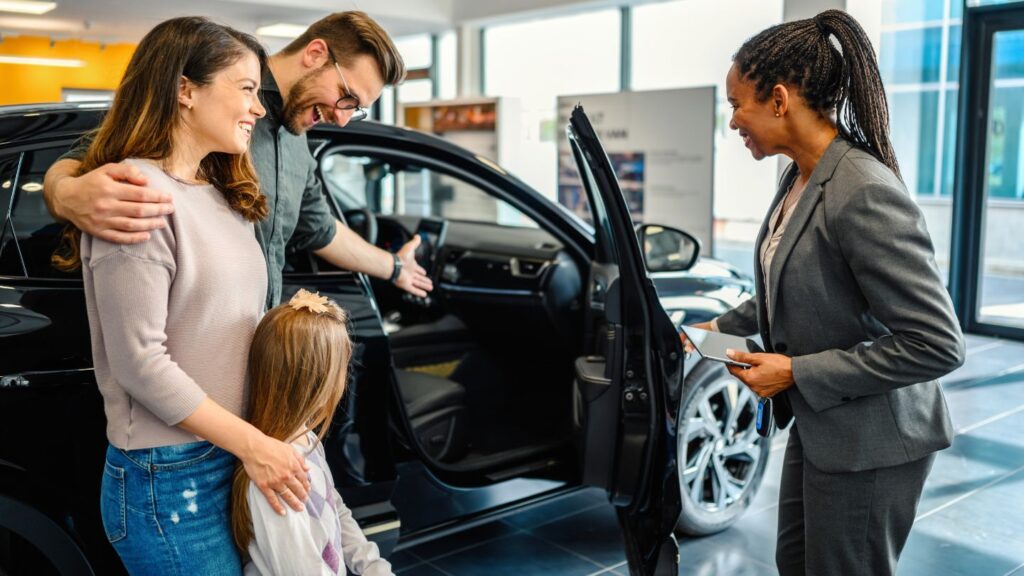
[250,71,337,308]
[62,70,337,309]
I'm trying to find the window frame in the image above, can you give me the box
[0,143,87,282]
[319,144,542,230]
[2,144,90,282]
[0,152,28,277]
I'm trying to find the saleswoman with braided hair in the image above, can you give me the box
[687,10,965,575]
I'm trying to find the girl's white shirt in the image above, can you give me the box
[243,431,393,576]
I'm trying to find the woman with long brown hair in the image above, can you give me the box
[685,9,964,575]
[67,17,313,574]
[233,290,391,575]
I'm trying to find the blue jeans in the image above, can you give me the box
[100,441,242,575]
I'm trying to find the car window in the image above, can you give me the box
[0,154,21,275]
[0,147,81,279]
[321,151,538,228]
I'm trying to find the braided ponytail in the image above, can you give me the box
[734,9,901,179]
[814,10,900,179]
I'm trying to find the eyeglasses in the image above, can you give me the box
[327,48,368,122]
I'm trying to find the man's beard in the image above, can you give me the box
[280,68,325,135]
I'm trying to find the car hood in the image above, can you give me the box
[651,257,754,327]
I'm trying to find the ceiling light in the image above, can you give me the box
[0,55,84,67]
[256,23,307,38]
[0,16,81,32]
[0,1,57,15]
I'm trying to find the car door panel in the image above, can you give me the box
[0,143,124,575]
[568,106,682,576]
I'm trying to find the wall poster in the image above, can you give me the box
[557,87,716,251]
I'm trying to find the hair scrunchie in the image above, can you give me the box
[814,14,829,36]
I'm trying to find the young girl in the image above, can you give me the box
[233,289,393,576]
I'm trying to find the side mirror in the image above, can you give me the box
[637,224,701,273]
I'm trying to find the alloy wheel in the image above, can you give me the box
[678,375,764,513]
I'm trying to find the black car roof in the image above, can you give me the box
[0,102,482,166]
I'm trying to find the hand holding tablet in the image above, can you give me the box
[680,325,776,437]
[680,326,764,368]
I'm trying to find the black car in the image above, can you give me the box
[0,103,767,575]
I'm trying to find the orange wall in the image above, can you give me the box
[0,36,136,105]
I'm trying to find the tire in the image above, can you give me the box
[0,495,95,576]
[675,359,771,536]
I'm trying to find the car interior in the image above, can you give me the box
[318,148,597,479]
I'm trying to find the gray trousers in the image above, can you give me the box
[776,425,935,576]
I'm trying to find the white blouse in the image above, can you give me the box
[759,173,806,326]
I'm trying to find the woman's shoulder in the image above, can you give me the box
[828,149,908,206]
[122,158,170,183]
[122,158,211,196]
[79,160,180,266]
[833,148,903,189]
[823,150,923,235]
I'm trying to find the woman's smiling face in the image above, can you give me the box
[186,51,265,155]
[726,63,784,161]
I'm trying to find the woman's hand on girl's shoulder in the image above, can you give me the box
[243,434,311,516]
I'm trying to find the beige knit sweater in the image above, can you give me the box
[81,159,267,450]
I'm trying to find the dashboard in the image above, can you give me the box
[378,216,575,296]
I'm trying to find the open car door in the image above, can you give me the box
[568,105,684,575]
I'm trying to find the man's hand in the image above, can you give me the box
[725,350,794,398]
[679,321,714,354]
[394,235,434,298]
[49,161,174,244]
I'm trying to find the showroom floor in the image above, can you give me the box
[388,333,1024,576]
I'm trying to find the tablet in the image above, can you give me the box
[681,326,763,368]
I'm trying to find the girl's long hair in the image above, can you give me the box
[733,9,901,179]
[231,297,352,552]
[52,16,269,271]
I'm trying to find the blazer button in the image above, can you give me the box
[775,342,788,353]
[841,396,852,402]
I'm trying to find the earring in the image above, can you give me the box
[187,104,193,110]
[775,112,780,117]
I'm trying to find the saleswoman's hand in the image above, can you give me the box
[242,435,311,516]
[725,350,795,398]
[679,321,714,354]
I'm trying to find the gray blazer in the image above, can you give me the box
[716,137,965,473]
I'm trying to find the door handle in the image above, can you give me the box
[0,369,94,390]
[0,304,51,337]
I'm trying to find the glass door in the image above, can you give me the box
[951,2,1024,339]
[977,28,1024,331]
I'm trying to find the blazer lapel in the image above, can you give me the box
[766,137,853,325]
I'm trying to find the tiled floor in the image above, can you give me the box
[389,334,1024,575]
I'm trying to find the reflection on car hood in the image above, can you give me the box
[650,258,754,327]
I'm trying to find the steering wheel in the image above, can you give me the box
[342,208,378,246]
